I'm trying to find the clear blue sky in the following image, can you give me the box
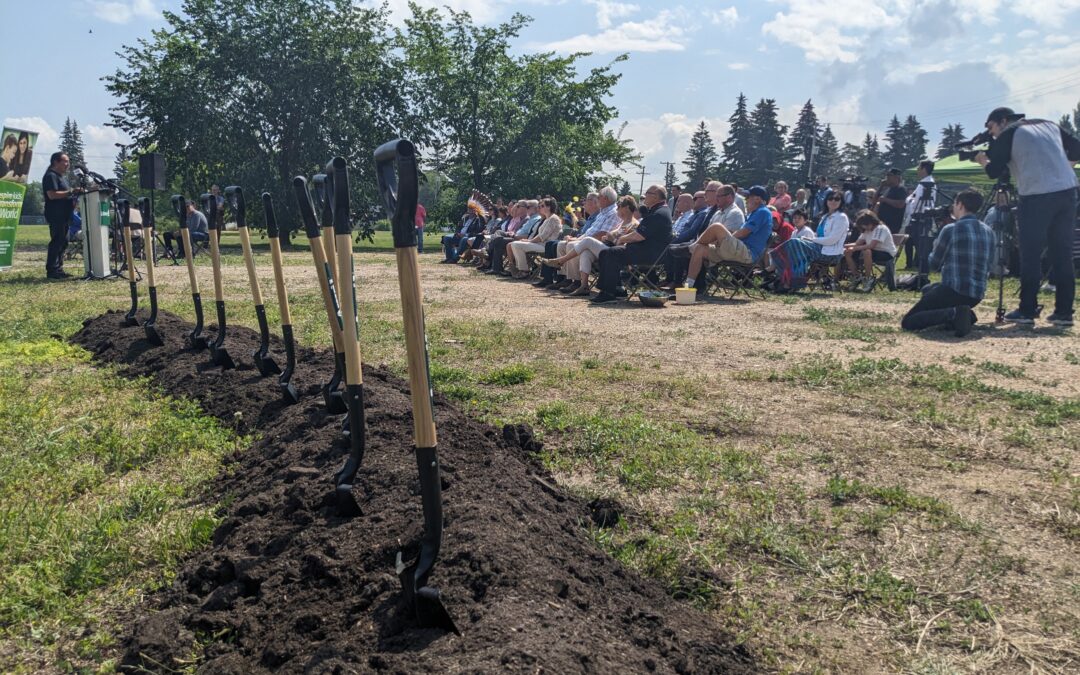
[4,0,1079,186]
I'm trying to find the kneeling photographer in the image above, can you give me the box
[901,190,994,337]
[975,107,1080,327]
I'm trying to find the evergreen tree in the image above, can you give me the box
[720,93,755,184]
[883,115,904,169]
[860,133,885,179]
[749,98,788,185]
[936,123,966,159]
[786,99,821,180]
[839,142,864,177]
[682,121,718,191]
[1061,114,1076,137]
[663,162,678,191]
[618,179,631,196]
[815,125,840,180]
[901,115,929,168]
[113,144,131,181]
[58,117,85,182]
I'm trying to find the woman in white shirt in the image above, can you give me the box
[842,210,897,291]
[768,192,849,290]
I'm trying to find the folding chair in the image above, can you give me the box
[154,231,178,266]
[804,256,843,294]
[705,251,768,300]
[623,262,666,301]
[871,233,908,291]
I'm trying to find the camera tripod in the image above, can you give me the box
[908,179,938,291]
[985,178,1018,324]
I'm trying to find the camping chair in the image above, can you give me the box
[871,233,908,291]
[621,245,670,302]
[705,250,768,300]
[804,256,843,294]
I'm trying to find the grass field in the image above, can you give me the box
[2,224,1078,673]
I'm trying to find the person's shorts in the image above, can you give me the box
[705,236,753,265]
[870,250,894,263]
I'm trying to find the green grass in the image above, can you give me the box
[0,338,246,669]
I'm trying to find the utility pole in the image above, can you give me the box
[659,161,676,191]
[637,162,648,196]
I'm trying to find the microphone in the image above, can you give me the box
[73,167,85,177]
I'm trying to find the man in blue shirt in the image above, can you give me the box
[901,189,995,337]
[811,176,832,220]
[683,185,774,291]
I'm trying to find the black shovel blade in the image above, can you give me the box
[396,555,460,635]
[211,345,236,370]
[144,324,164,346]
[334,483,362,517]
[254,348,282,376]
[189,333,210,350]
[323,386,347,414]
[280,382,300,405]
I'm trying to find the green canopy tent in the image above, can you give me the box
[904,154,1080,188]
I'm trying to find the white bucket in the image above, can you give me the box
[675,287,696,305]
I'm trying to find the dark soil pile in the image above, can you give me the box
[73,310,754,674]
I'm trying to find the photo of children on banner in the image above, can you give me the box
[0,128,37,184]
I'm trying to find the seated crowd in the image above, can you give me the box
[435,165,996,337]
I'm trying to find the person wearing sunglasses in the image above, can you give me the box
[768,188,850,291]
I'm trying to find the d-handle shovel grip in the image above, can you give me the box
[118,199,131,231]
[201,193,218,232]
[293,177,322,239]
[324,157,351,236]
[262,192,279,239]
[137,196,154,234]
[171,194,186,223]
[374,139,419,249]
[224,186,246,228]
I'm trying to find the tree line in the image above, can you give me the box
[104,0,636,238]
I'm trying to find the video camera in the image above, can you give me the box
[953,130,993,162]
[842,175,869,192]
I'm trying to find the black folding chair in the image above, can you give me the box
[705,250,768,300]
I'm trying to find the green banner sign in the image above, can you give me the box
[0,179,25,270]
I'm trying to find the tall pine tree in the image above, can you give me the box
[860,133,885,179]
[901,115,929,168]
[936,123,966,159]
[58,117,85,182]
[618,179,632,196]
[114,144,131,181]
[883,115,904,169]
[663,162,678,191]
[682,121,718,191]
[814,125,840,180]
[786,99,821,180]
[720,93,755,185]
[839,142,864,177]
[749,98,788,185]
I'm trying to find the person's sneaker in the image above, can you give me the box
[560,281,581,294]
[552,278,571,290]
[953,305,973,337]
[1046,313,1074,327]
[1002,309,1036,325]
[533,278,552,288]
[1040,282,1057,294]
[859,278,876,293]
[590,292,616,304]
[46,272,68,280]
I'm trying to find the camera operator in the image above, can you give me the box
[810,175,832,220]
[901,189,994,337]
[874,168,908,236]
[976,106,1080,326]
[901,160,937,265]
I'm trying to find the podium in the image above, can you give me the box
[80,189,112,278]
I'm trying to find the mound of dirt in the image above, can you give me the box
[73,310,753,674]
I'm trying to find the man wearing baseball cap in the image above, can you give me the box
[976,106,1080,326]
[682,185,774,294]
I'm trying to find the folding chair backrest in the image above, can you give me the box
[892,233,908,249]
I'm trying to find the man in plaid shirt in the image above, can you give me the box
[901,190,994,337]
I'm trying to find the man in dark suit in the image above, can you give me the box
[591,185,673,303]
[441,210,485,263]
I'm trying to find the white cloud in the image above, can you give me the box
[1012,0,1080,26]
[83,124,129,172]
[87,0,159,24]
[1017,28,1039,38]
[587,0,640,29]
[537,8,688,53]
[727,62,749,71]
[708,6,738,26]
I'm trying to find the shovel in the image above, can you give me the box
[137,197,164,346]
[226,185,281,377]
[172,195,209,350]
[375,138,460,635]
[293,176,348,415]
[201,192,235,370]
[118,199,139,326]
[313,173,348,415]
[324,157,368,517]
[262,191,300,404]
